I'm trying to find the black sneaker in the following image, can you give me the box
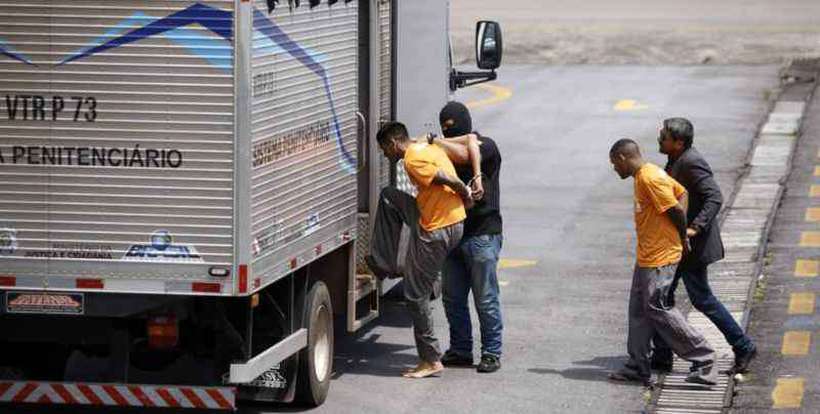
[731,344,757,374]
[476,354,501,373]
[685,361,717,386]
[440,350,473,367]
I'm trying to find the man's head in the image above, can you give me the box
[658,117,693,155]
[377,121,410,163]
[609,138,643,179]
[439,101,473,138]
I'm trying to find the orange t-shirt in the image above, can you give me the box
[404,142,466,231]
[634,163,687,267]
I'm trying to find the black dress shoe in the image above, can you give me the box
[441,350,473,367]
[731,344,757,374]
[651,358,673,373]
[608,367,653,387]
[476,354,501,373]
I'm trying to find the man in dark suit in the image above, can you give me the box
[652,118,757,374]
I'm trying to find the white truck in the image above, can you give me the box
[0,0,501,409]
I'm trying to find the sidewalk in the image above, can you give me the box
[730,69,820,412]
[649,59,820,414]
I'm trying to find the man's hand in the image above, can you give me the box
[433,170,474,209]
[686,227,698,238]
[469,175,484,200]
[456,181,475,209]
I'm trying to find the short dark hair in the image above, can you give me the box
[663,117,694,149]
[376,121,409,146]
[610,138,640,158]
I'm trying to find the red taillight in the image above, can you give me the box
[76,278,104,289]
[0,276,16,286]
[147,315,178,350]
[192,282,221,293]
[238,264,248,294]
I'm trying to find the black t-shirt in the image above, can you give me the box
[455,134,502,237]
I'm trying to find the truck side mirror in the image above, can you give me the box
[476,21,502,70]
[450,21,502,90]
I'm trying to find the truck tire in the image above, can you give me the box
[296,281,333,406]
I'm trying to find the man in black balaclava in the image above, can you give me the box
[433,101,505,373]
[440,101,473,138]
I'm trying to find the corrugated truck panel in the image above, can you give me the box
[0,0,236,293]
[248,0,359,289]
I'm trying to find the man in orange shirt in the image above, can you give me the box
[608,139,718,386]
[374,121,475,378]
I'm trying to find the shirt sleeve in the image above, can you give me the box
[404,147,437,187]
[641,173,684,213]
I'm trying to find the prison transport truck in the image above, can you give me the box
[0,0,502,410]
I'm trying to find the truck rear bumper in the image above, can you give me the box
[0,381,236,410]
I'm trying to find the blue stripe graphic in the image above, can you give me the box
[162,27,233,71]
[64,13,153,65]
[253,7,356,173]
[0,37,35,66]
[60,3,233,66]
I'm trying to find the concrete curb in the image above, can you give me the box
[649,58,820,414]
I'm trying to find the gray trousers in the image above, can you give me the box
[404,222,464,363]
[628,264,716,376]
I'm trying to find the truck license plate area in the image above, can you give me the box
[6,292,84,315]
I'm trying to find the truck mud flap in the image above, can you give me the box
[0,381,236,410]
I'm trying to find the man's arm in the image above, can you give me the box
[666,192,691,255]
[685,162,723,236]
[430,133,483,199]
[432,169,474,208]
[431,134,481,176]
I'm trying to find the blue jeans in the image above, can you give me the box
[442,234,504,358]
[654,259,754,359]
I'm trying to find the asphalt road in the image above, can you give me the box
[272,64,778,414]
[0,68,779,414]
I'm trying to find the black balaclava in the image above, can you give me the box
[439,101,473,138]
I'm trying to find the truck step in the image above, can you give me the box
[354,274,377,301]
[347,274,379,332]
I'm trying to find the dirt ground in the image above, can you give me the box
[450,0,820,65]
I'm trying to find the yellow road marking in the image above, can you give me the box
[613,99,649,111]
[465,84,512,110]
[815,166,820,176]
[788,293,815,315]
[811,185,820,198]
[806,207,820,222]
[498,259,537,269]
[799,231,820,247]
[772,377,805,409]
[795,259,818,277]
[781,331,811,356]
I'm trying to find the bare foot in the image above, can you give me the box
[401,361,444,378]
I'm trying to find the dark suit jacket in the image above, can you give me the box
[665,147,725,265]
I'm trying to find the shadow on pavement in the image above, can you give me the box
[331,333,417,379]
[323,290,420,379]
[528,355,634,384]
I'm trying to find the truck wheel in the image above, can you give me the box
[296,281,333,406]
